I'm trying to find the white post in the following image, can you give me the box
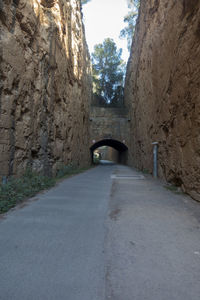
[2,176,7,185]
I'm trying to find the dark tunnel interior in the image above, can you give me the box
[90,139,128,164]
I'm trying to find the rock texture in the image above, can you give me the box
[125,0,200,200]
[0,0,91,177]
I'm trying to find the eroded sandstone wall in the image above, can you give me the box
[125,0,200,200]
[0,0,91,177]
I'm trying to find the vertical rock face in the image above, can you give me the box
[0,0,91,177]
[125,0,200,200]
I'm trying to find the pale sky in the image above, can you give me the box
[82,0,130,63]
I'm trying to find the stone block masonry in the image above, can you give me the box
[90,106,130,147]
[89,106,130,164]
[0,0,92,178]
[125,0,200,201]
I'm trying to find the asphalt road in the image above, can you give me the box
[1,164,200,299]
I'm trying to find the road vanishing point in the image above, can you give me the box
[1,163,200,300]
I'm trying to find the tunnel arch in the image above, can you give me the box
[90,139,128,164]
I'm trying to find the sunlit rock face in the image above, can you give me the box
[125,0,200,200]
[0,0,91,177]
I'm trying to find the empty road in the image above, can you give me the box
[1,164,200,299]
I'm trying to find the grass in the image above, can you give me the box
[93,157,100,164]
[142,168,150,174]
[164,184,184,195]
[0,164,92,214]
[56,164,92,180]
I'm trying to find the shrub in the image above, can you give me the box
[0,169,55,214]
[0,164,92,214]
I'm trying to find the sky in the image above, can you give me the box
[82,0,130,63]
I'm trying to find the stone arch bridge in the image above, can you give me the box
[89,106,130,164]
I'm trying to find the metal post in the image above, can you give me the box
[152,142,158,178]
[2,176,7,185]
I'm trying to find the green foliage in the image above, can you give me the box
[0,165,93,214]
[164,184,184,195]
[120,0,140,51]
[142,168,150,174]
[56,163,89,179]
[81,0,91,5]
[0,169,55,214]
[56,163,75,179]
[92,38,125,104]
[93,152,100,164]
[93,156,100,165]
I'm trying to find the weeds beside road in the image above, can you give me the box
[0,165,92,214]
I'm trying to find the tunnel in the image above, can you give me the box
[90,139,128,165]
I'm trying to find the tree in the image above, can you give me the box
[92,38,125,104]
[120,0,140,51]
[81,0,91,5]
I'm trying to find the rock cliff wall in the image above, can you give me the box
[0,0,91,177]
[125,0,200,200]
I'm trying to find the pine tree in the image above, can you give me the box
[120,0,140,51]
[92,38,125,104]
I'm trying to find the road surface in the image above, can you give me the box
[1,164,200,299]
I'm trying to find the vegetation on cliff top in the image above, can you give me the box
[91,38,125,105]
[81,0,91,5]
[120,0,140,51]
